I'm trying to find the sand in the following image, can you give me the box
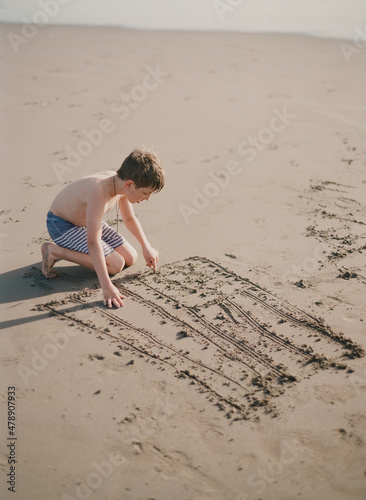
[1,23,366,500]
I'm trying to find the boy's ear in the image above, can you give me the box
[124,180,135,191]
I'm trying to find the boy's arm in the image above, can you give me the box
[119,197,159,271]
[86,194,124,308]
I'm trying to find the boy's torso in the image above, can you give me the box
[50,171,122,227]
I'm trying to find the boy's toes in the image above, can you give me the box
[45,269,58,279]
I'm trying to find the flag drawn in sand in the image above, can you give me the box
[37,256,364,420]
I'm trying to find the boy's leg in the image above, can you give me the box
[114,241,138,267]
[100,221,138,268]
[41,242,125,278]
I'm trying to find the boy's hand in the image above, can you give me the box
[103,284,125,308]
[143,245,159,271]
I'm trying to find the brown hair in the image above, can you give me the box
[117,148,165,192]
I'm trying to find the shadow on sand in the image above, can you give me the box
[0,263,100,330]
[0,263,99,305]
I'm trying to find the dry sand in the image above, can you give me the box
[1,24,366,500]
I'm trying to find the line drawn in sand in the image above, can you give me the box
[36,256,364,421]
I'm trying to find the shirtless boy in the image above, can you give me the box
[42,148,165,308]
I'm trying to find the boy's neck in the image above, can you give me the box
[113,174,123,196]
[113,173,133,198]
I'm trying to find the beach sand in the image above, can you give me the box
[1,24,366,500]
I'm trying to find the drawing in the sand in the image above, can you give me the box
[36,256,364,421]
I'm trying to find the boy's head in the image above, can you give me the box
[117,148,165,193]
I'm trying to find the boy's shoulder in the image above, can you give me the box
[69,171,116,203]
[74,171,115,192]
[80,170,115,181]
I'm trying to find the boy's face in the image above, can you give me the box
[127,183,155,204]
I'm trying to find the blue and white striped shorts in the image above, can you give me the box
[47,211,125,257]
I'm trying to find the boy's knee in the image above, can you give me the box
[107,255,125,276]
[125,247,138,267]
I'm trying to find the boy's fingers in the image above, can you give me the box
[104,295,124,308]
[115,296,124,307]
[147,259,157,271]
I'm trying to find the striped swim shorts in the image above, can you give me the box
[46,211,126,257]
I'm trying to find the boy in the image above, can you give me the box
[42,148,165,309]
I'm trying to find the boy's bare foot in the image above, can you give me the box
[41,242,59,278]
